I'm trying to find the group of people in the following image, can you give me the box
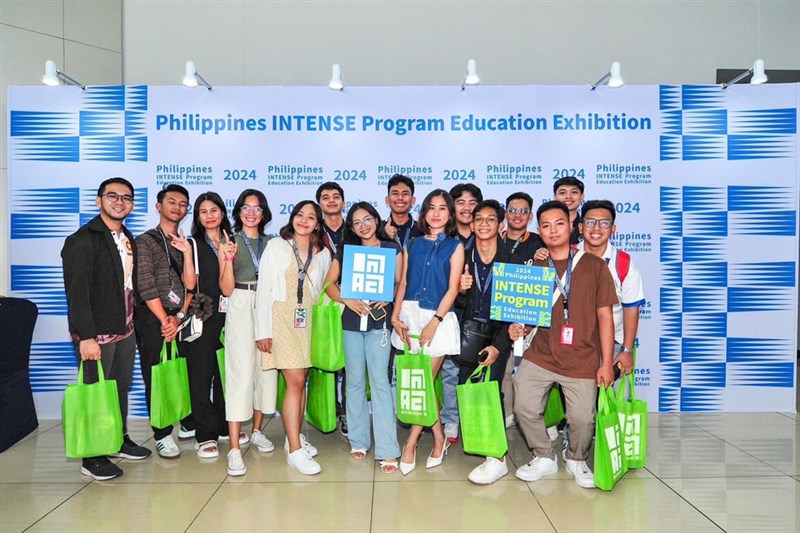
[61,173,644,488]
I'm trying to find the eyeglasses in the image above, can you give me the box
[473,216,499,226]
[102,192,134,205]
[240,205,263,214]
[352,216,376,229]
[507,207,530,215]
[583,218,613,229]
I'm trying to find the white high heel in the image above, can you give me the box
[426,440,451,469]
[399,445,417,476]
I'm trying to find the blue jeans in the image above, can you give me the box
[343,329,401,460]
[439,356,460,425]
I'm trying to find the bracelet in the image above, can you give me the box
[433,314,444,322]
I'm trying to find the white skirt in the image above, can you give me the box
[391,300,460,357]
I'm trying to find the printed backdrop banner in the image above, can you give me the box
[7,84,799,417]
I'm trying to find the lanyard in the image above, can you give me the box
[463,233,475,251]
[240,233,264,278]
[157,227,175,283]
[504,231,529,255]
[548,248,574,323]
[290,239,313,305]
[392,215,414,250]
[472,248,493,315]
[204,234,218,255]
[323,226,340,255]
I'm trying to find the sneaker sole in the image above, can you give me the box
[566,465,595,489]
[178,434,195,441]
[157,450,181,459]
[111,452,151,461]
[80,467,122,481]
[287,463,321,476]
[227,467,247,476]
[255,443,275,453]
[468,471,508,485]
[514,465,558,482]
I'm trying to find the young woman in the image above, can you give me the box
[219,189,277,476]
[255,201,332,476]
[390,189,465,475]
[185,192,232,459]
[323,202,402,474]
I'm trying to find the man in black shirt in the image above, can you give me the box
[501,192,545,264]
[383,174,421,249]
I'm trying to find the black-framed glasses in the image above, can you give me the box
[583,218,613,229]
[473,216,499,226]
[103,192,134,205]
[507,207,530,215]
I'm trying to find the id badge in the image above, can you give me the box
[560,325,575,346]
[167,290,181,306]
[218,295,229,313]
[294,308,307,329]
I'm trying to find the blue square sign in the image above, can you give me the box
[340,245,396,302]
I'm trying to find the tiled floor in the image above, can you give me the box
[1,413,798,533]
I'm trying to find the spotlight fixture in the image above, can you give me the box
[591,61,624,90]
[329,64,343,91]
[461,59,479,91]
[182,61,212,90]
[722,59,768,89]
[42,60,86,90]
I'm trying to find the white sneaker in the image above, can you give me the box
[444,423,459,442]
[505,414,516,428]
[226,449,246,476]
[515,456,558,482]
[565,459,595,489]
[284,434,318,458]
[251,430,275,453]
[547,425,559,442]
[287,448,321,475]
[468,457,509,485]
[178,425,195,440]
[155,435,180,459]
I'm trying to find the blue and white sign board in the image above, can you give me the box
[7,83,798,415]
[490,263,556,326]
[340,245,396,302]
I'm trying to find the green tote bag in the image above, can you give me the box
[150,339,192,429]
[305,368,337,433]
[62,360,123,459]
[310,282,345,372]
[217,327,226,395]
[615,373,648,468]
[594,384,628,491]
[543,386,565,428]
[395,340,438,427]
[457,366,508,458]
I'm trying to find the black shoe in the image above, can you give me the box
[81,457,123,481]
[111,435,152,460]
[338,415,349,437]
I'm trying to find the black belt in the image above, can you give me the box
[235,282,257,291]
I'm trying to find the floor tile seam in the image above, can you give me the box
[651,475,727,532]
[182,478,227,533]
[221,479,377,484]
[521,478,558,533]
[21,478,95,533]
[641,473,796,481]
[710,438,793,475]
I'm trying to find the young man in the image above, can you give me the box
[441,183,483,442]
[500,192,545,427]
[316,181,349,436]
[577,200,645,374]
[553,177,585,245]
[134,184,197,459]
[383,174,421,249]
[61,177,151,480]
[456,200,520,484]
[512,200,617,489]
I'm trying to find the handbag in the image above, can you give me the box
[456,318,495,367]
[305,368,337,433]
[150,339,192,429]
[216,327,226,394]
[310,281,345,371]
[395,340,438,427]
[277,371,287,412]
[62,360,123,458]
[543,386,565,428]
[594,384,628,490]
[178,238,204,343]
[457,365,508,458]
[615,372,648,468]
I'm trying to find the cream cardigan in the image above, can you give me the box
[254,237,331,340]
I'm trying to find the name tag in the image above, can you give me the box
[560,325,574,346]
[218,296,229,313]
[294,308,307,329]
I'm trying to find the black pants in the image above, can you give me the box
[134,305,195,440]
[183,312,227,443]
[457,348,512,419]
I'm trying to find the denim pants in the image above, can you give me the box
[343,329,401,460]
[439,356,460,425]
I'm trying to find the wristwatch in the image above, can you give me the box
[176,311,185,319]
[620,346,633,353]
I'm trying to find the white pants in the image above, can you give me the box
[224,288,277,421]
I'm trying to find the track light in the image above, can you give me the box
[722,59,768,89]
[462,59,479,91]
[591,61,624,90]
[42,60,86,90]
[329,64,343,91]
[182,61,212,90]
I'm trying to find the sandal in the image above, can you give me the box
[379,460,399,474]
[350,448,368,460]
[196,440,219,459]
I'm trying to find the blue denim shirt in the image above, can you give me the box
[405,233,460,311]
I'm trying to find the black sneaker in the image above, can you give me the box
[111,435,152,460]
[338,415,349,437]
[81,457,123,481]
